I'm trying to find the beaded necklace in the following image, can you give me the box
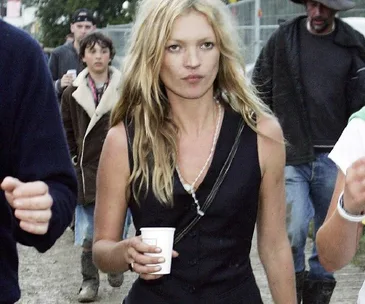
[176,101,222,216]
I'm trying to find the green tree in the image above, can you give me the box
[28,0,137,47]
[22,0,34,6]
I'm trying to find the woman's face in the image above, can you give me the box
[160,10,220,101]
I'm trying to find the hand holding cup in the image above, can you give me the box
[126,228,178,281]
[60,70,76,88]
[66,69,77,80]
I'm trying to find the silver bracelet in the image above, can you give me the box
[336,191,365,223]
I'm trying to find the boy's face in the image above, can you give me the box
[82,42,111,74]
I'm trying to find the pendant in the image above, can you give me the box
[196,206,205,216]
[183,183,192,193]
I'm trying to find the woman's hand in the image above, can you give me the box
[125,236,179,280]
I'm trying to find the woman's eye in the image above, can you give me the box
[201,42,214,49]
[167,45,181,52]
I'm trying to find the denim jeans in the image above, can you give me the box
[285,152,337,281]
[75,204,133,247]
[123,208,133,239]
[75,204,95,247]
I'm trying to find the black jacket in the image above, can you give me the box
[252,16,365,165]
[0,21,77,303]
[48,42,84,100]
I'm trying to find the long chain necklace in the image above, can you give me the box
[176,101,222,216]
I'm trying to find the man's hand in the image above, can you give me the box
[60,73,74,89]
[1,177,53,235]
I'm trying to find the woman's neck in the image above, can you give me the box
[170,94,219,138]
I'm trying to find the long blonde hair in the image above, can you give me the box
[111,0,272,205]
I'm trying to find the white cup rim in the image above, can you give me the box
[140,227,175,231]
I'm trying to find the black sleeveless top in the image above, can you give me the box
[124,107,263,304]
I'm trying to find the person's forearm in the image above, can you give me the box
[317,211,361,271]
[93,239,130,273]
[260,242,296,303]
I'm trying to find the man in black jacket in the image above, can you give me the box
[48,8,96,102]
[252,0,365,303]
[0,20,77,303]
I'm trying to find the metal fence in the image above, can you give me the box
[229,0,365,65]
[228,0,305,64]
[99,24,132,67]
[100,0,365,68]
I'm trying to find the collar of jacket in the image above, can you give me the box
[71,66,121,120]
[284,16,365,59]
[333,18,365,58]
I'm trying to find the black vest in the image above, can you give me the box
[126,107,263,304]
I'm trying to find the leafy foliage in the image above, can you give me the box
[28,0,137,47]
[27,0,365,47]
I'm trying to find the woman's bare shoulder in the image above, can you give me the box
[256,114,285,175]
[104,122,129,153]
[256,113,284,143]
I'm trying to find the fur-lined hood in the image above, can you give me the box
[71,66,121,137]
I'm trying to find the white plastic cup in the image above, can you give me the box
[140,227,175,275]
[66,69,77,81]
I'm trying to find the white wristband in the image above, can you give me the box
[337,191,365,223]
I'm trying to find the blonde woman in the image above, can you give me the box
[93,0,296,303]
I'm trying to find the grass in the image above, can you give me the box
[352,231,365,270]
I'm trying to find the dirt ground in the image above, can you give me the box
[16,228,137,304]
[16,227,364,303]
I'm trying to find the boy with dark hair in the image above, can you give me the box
[61,32,123,302]
[78,32,116,64]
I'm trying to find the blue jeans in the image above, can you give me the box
[123,208,133,239]
[285,152,337,281]
[75,204,95,247]
[75,204,133,247]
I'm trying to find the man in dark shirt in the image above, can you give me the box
[48,8,96,101]
[0,20,77,303]
[252,0,365,303]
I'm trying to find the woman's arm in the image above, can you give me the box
[316,159,365,272]
[93,123,130,273]
[93,123,169,280]
[256,114,296,303]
